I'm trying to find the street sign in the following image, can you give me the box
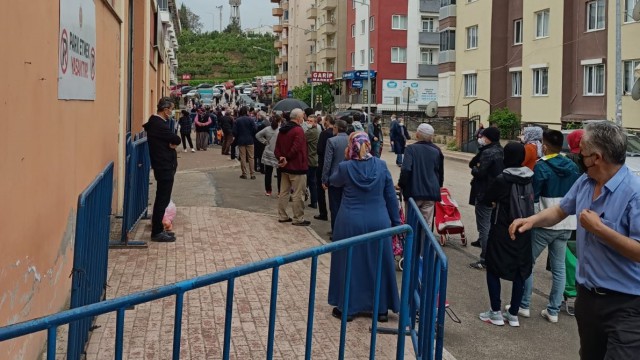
[352,80,363,89]
[182,74,192,80]
[311,71,334,83]
[355,70,376,79]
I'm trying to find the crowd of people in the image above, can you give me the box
[145,96,640,359]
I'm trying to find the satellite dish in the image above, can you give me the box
[633,1,640,21]
[425,101,439,118]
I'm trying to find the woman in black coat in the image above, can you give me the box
[178,110,195,152]
[478,142,534,327]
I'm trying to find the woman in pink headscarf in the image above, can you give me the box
[327,132,402,322]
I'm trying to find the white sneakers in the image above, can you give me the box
[191,148,195,153]
[541,309,559,323]
[505,305,530,318]
[504,305,559,323]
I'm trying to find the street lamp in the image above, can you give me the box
[353,0,371,120]
[253,46,275,105]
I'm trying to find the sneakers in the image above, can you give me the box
[292,220,311,226]
[502,311,520,327]
[541,309,559,323]
[479,310,504,326]
[191,148,195,153]
[151,231,176,242]
[505,305,530,318]
[470,240,481,248]
[184,149,188,153]
[564,297,576,316]
[265,191,272,196]
[469,261,486,270]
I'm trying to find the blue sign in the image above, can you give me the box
[287,90,293,98]
[342,71,355,80]
[355,70,376,79]
[351,80,363,89]
[387,81,398,88]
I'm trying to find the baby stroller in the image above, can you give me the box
[392,192,406,271]
[435,188,467,246]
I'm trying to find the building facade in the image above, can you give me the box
[0,0,179,357]
[305,0,348,86]
[440,0,640,130]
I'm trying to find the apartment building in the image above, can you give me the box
[305,0,348,85]
[272,0,314,96]
[0,1,179,357]
[440,0,640,130]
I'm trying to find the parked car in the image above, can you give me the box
[235,82,252,90]
[335,110,369,123]
[237,94,255,107]
[196,83,213,89]
[562,129,640,176]
[180,86,194,97]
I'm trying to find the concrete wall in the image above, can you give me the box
[288,0,314,88]
[0,0,123,357]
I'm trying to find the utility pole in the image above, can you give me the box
[253,46,275,105]
[615,0,622,126]
[216,5,223,32]
[354,0,371,121]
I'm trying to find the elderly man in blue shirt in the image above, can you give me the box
[510,122,640,360]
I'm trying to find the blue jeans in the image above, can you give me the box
[371,141,382,158]
[474,200,493,262]
[521,228,570,316]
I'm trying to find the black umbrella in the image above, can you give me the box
[272,98,309,112]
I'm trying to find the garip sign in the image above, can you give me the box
[311,71,334,83]
[58,0,96,100]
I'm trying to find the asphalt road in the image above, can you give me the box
[177,144,581,360]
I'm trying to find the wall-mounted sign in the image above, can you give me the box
[182,74,192,80]
[58,0,96,100]
[351,80,363,89]
[311,71,335,83]
[382,79,438,105]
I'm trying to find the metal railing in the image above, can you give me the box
[67,162,115,360]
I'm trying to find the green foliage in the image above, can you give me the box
[178,4,202,33]
[488,107,522,140]
[563,122,582,130]
[224,18,242,34]
[176,29,278,84]
[291,83,335,112]
[446,139,459,151]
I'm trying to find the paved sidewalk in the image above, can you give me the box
[83,206,415,359]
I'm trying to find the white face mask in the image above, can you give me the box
[478,138,486,146]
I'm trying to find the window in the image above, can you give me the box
[422,17,436,32]
[466,25,478,49]
[360,50,365,65]
[511,71,522,97]
[391,47,407,63]
[361,20,365,34]
[586,0,606,31]
[392,15,408,30]
[535,10,550,38]
[532,67,549,96]
[370,16,375,31]
[626,0,639,23]
[420,48,436,64]
[584,64,605,95]
[351,52,355,67]
[441,0,456,5]
[370,48,374,63]
[464,74,477,97]
[351,24,355,38]
[624,60,640,94]
[514,19,523,45]
[440,29,456,51]
[352,0,356,9]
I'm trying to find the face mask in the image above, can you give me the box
[478,138,486,146]
[580,154,597,171]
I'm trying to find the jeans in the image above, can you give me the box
[395,153,404,165]
[474,200,493,262]
[521,228,570,316]
[371,141,382,158]
[487,270,525,314]
[151,169,176,236]
[307,166,318,207]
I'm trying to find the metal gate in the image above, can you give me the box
[461,116,480,153]
[67,162,114,360]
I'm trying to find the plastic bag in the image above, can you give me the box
[163,200,177,231]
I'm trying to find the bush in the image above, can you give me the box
[488,108,521,140]
[446,139,459,151]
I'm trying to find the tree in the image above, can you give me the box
[178,4,203,33]
[292,83,335,112]
[224,18,242,34]
[488,107,521,140]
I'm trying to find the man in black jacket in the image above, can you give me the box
[314,115,335,221]
[219,108,234,155]
[143,97,181,242]
[468,126,504,269]
[232,106,257,179]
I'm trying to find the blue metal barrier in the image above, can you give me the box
[405,198,449,360]
[111,133,151,248]
[0,226,416,360]
[67,162,114,360]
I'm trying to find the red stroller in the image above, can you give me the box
[435,188,467,246]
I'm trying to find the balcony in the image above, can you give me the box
[317,47,337,60]
[318,21,337,35]
[306,6,317,19]
[306,52,317,63]
[282,37,289,46]
[272,7,284,17]
[275,57,283,65]
[439,50,456,64]
[276,72,288,81]
[306,30,317,41]
[281,0,289,10]
[273,25,283,33]
[420,0,440,13]
[418,64,438,77]
[279,55,288,64]
[319,0,337,10]
[270,0,280,3]
[274,40,282,48]
[419,31,439,45]
[439,4,456,19]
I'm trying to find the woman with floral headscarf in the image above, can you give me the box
[327,132,402,322]
[521,126,543,170]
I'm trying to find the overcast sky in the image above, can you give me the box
[177,0,278,32]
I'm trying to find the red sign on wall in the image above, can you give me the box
[311,71,334,83]
[182,74,192,80]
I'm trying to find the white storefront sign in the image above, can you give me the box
[382,80,438,105]
[58,0,96,100]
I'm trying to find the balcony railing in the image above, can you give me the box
[273,25,283,33]
[420,0,440,13]
[419,31,440,45]
[272,7,284,17]
[306,53,317,63]
[439,4,456,19]
[274,40,283,48]
[320,0,337,10]
[306,30,317,41]
[318,21,336,35]
[282,37,289,46]
[439,50,456,64]
[418,64,439,77]
[306,6,317,19]
[317,47,337,59]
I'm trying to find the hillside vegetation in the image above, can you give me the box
[177,30,279,84]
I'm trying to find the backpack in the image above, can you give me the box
[509,181,535,220]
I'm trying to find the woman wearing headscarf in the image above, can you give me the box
[327,132,402,322]
[478,142,534,327]
[521,126,543,170]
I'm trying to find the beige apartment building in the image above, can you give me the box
[440,0,640,130]
[306,0,348,81]
[0,0,179,357]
